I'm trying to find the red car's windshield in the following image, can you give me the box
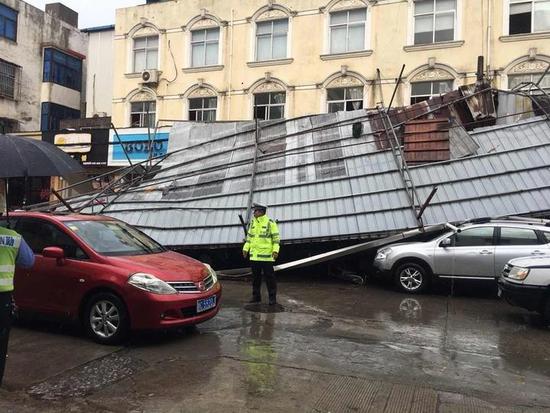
[64,220,165,256]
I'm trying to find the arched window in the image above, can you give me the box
[505,56,550,93]
[250,4,293,62]
[323,71,367,112]
[184,84,219,122]
[127,89,157,127]
[128,23,161,73]
[408,64,457,104]
[249,77,288,120]
[323,0,370,55]
[185,13,224,68]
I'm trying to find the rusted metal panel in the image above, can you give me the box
[403,119,450,165]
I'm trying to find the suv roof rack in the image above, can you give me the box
[461,215,550,227]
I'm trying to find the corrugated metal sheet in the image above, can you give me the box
[93,112,550,247]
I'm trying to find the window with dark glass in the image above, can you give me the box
[16,219,87,259]
[256,19,288,61]
[0,59,19,99]
[191,28,219,67]
[40,102,80,132]
[499,227,542,245]
[0,3,17,41]
[329,8,367,53]
[509,0,550,35]
[414,0,456,45]
[130,101,156,127]
[43,48,83,91]
[452,227,495,247]
[327,87,363,112]
[189,97,217,122]
[254,92,285,120]
[410,80,453,104]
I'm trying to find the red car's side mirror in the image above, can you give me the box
[42,247,66,265]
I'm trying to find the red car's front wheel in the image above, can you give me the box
[84,292,129,345]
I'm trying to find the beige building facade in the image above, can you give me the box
[111,0,550,128]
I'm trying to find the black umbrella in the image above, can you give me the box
[0,134,83,178]
[0,134,84,220]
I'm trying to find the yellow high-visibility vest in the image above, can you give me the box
[0,227,21,293]
[243,215,280,262]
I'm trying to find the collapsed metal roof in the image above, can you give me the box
[45,87,550,248]
[88,119,550,248]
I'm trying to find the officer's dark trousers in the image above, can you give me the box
[251,261,277,303]
[0,292,12,387]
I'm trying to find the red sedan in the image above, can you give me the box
[1,212,221,344]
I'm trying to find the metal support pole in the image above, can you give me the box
[51,189,75,213]
[245,118,261,224]
[417,186,438,221]
[388,64,405,111]
[110,123,134,167]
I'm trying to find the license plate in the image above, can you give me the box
[197,296,216,313]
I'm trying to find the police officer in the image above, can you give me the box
[0,222,34,386]
[242,203,280,305]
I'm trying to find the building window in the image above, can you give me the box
[133,36,159,72]
[410,80,453,104]
[191,28,219,67]
[327,87,364,112]
[256,19,288,61]
[0,59,19,100]
[43,48,83,91]
[254,92,285,120]
[329,8,367,54]
[509,0,550,34]
[0,3,17,42]
[130,101,156,127]
[189,97,217,122]
[508,72,550,92]
[414,0,456,45]
[40,102,80,132]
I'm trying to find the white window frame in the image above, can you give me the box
[326,86,364,113]
[506,0,550,35]
[190,27,220,67]
[188,96,218,122]
[254,18,289,61]
[328,8,368,54]
[253,92,286,120]
[508,72,550,92]
[410,79,454,104]
[130,100,156,128]
[412,0,457,45]
[132,35,159,72]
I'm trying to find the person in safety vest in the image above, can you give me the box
[242,203,280,305]
[0,222,34,387]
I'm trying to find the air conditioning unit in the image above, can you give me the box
[141,69,159,84]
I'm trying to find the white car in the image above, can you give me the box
[498,256,550,322]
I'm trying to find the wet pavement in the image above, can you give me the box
[2,277,550,412]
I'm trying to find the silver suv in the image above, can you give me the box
[373,219,550,294]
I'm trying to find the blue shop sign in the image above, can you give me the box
[108,129,169,166]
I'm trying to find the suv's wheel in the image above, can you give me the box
[394,262,430,294]
[84,292,129,345]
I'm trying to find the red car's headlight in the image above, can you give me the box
[127,273,178,295]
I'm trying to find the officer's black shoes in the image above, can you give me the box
[268,300,277,306]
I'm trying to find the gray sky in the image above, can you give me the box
[25,0,143,29]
